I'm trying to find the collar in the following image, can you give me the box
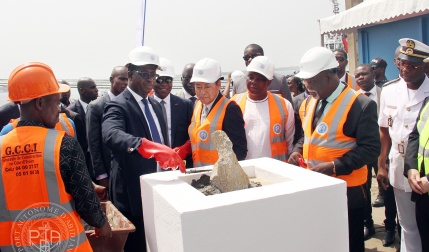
[127,86,145,103]
[326,82,346,104]
[153,93,171,104]
[107,91,117,101]
[78,99,89,112]
[203,98,216,112]
[339,73,346,83]
[16,120,46,128]
[182,87,197,100]
[358,85,376,96]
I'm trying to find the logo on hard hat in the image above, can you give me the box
[11,202,80,252]
[150,55,155,60]
[406,40,415,49]
[273,123,281,134]
[260,64,265,69]
[198,130,209,141]
[198,70,204,75]
[316,122,328,135]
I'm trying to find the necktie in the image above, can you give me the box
[190,97,197,107]
[142,99,162,144]
[364,92,371,97]
[312,99,328,132]
[160,100,170,147]
[201,105,209,122]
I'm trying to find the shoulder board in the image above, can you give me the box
[382,78,400,88]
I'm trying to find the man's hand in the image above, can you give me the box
[421,176,429,194]
[311,161,335,176]
[377,165,390,190]
[173,140,192,160]
[288,152,302,166]
[97,178,109,188]
[93,221,112,239]
[407,169,423,194]
[93,182,108,201]
[138,138,186,173]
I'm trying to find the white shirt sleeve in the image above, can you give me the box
[378,88,388,128]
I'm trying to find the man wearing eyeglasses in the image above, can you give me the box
[334,49,358,90]
[232,44,293,104]
[152,58,194,168]
[102,46,185,251]
[377,38,429,252]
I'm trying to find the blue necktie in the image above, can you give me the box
[142,99,162,144]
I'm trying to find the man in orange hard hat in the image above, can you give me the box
[0,62,111,251]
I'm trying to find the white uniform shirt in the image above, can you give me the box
[378,76,429,191]
[243,95,294,160]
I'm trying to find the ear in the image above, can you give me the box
[109,76,114,85]
[35,97,44,111]
[128,71,133,81]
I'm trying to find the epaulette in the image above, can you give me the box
[382,78,400,88]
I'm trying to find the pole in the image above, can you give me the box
[141,0,147,46]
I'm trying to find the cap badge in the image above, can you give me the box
[406,40,415,49]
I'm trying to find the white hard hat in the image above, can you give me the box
[230,70,245,82]
[156,58,175,78]
[295,47,338,79]
[246,56,274,80]
[190,58,224,83]
[424,57,429,63]
[127,46,159,66]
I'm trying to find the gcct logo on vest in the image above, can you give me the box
[273,123,281,135]
[316,122,329,135]
[198,130,209,141]
[11,202,80,252]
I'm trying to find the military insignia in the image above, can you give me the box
[406,48,414,55]
[273,123,281,134]
[388,115,393,127]
[198,130,208,141]
[382,78,400,88]
[406,40,415,49]
[316,122,328,135]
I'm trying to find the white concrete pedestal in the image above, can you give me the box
[140,157,348,252]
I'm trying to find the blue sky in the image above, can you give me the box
[0,0,345,79]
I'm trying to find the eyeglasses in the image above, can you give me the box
[398,60,423,70]
[335,57,346,62]
[134,70,158,80]
[243,53,261,61]
[156,77,173,84]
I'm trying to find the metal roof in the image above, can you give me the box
[319,0,429,34]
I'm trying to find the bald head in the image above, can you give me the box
[181,63,196,96]
[243,44,264,66]
[77,77,98,103]
[58,79,70,86]
[110,66,128,96]
[244,44,264,55]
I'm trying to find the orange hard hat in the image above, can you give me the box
[7,62,70,102]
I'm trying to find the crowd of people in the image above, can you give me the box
[0,39,428,252]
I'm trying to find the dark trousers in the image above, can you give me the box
[123,212,147,252]
[364,162,377,227]
[349,207,365,252]
[415,193,429,251]
[384,183,399,232]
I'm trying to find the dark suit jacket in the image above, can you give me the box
[203,92,247,160]
[0,102,20,130]
[102,89,168,216]
[164,94,194,168]
[68,100,94,180]
[86,94,112,178]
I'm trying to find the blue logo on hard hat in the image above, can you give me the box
[316,122,328,135]
[198,130,209,141]
[273,123,281,134]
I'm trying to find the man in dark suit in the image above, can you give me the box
[68,77,99,180]
[0,102,20,130]
[102,46,184,251]
[232,44,293,104]
[86,66,128,188]
[188,58,247,167]
[153,58,194,168]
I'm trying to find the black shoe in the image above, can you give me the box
[382,230,395,247]
[372,194,385,207]
[364,225,375,240]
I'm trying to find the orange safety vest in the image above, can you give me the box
[345,73,358,91]
[232,92,289,161]
[0,127,92,251]
[299,86,367,187]
[10,113,75,137]
[188,96,231,167]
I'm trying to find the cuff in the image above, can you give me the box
[96,173,108,181]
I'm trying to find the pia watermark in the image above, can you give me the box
[11,202,81,252]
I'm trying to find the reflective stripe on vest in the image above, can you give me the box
[300,86,367,187]
[10,113,75,137]
[0,127,91,251]
[417,101,429,178]
[189,97,230,167]
[346,73,358,91]
[232,92,288,161]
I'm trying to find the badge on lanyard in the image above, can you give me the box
[388,115,393,127]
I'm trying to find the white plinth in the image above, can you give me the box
[140,157,348,252]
